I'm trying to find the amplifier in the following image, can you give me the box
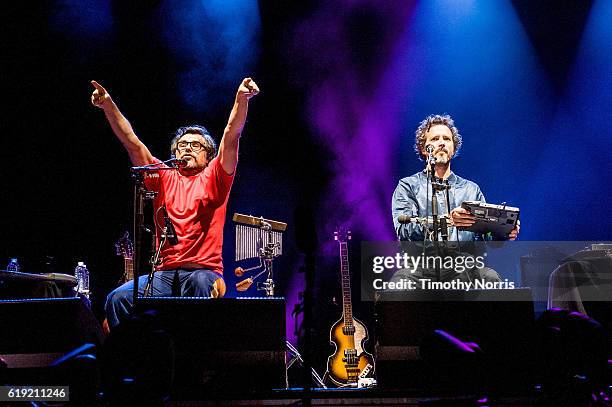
[0,297,102,368]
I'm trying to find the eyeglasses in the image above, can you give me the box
[177,141,206,152]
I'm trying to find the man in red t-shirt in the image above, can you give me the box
[91,78,259,328]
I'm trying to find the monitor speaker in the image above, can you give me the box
[105,297,287,397]
[0,297,103,368]
[375,288,535,392]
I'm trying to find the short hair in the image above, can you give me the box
[414,114,462,160]
[170,125,217,159]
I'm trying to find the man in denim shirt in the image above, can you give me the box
[391,114,519,283]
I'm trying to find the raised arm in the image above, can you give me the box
[218,78,259,175]
[90,80,154,166]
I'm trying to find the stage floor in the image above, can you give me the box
[165,388,538,406]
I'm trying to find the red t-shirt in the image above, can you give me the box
[144,156,234,274]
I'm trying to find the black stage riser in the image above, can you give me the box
[375,289,536,392]
[0,297,102,368]
[108,297,287,398]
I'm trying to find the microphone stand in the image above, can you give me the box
[426,156,441,281]
[426,151,451,281]
[427,157,440,242]
[131,173,148,311]
[144,205,178,297]
[144,233,168,297]
[129,160,181,309]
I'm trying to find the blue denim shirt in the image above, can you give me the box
[392,171,485,241]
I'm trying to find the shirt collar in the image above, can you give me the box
[420,170,457,184]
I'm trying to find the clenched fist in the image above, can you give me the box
[236,78,259,100]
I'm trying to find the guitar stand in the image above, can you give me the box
[286,341,326,388]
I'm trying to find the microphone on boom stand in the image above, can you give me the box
[166,158,188,168]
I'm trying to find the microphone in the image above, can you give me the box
[398,214,434,225]
[166,157,188,168]
[398,214,413,224]
[425,144,436,165]
[162,205,179,245]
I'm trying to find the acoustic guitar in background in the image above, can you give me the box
[102,232,134,334]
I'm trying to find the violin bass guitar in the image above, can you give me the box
[324,228,375,387]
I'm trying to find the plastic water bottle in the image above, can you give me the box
[6,258,20,272]
[74,261,90,298]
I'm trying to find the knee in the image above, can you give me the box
[185,270,224,297]
[187,270,214,288]
[391,269,418,284]
[479,267,501,282]
[211,277,226,298]
[105,287,132,310]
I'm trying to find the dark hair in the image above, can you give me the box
[170,125,217,159]
[414,114,462,160]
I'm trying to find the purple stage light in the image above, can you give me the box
[287,1,418,242]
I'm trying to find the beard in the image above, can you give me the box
[177,155,207,175]
[435,152,450,164]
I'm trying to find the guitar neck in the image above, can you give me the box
[339,241,353,328]
[124,258,134,282]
